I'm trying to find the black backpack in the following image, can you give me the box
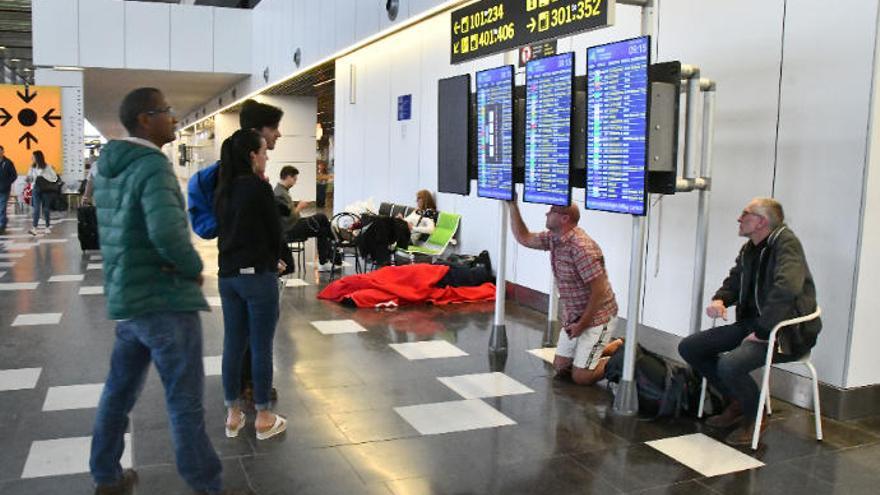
[605,344,721,418]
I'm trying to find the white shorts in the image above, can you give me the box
[555,317,617,370]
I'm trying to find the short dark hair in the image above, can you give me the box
[240,99,283,130]
[119,87,162,134]
[280,165,299,179]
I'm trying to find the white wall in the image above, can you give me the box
[181,0,450,127]
[333,2,880,389]
[125,2,171,70]
[847,4,880,388]
[32,0,250,74]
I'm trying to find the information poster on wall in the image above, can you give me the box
[476,66,514,201]
[524,52,573,206]
[586,36,650,215]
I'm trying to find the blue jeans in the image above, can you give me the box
[219,271,279,410]
[678,320,793,421]
[31,187,50,228]
[90,311,223,494]
[0,190,8,230]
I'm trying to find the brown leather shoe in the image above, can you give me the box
[94,469,138,495]
[725,418,769,446]
[705,401,744,428]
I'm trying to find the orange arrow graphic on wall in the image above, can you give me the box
[0,84,63,174]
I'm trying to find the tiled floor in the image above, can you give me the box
[1,212,880,494]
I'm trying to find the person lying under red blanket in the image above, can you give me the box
[318,262,495,308]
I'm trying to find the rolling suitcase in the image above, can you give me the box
[77,205,100,251]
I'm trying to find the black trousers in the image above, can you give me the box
[286,213,334,264]
[436,265,493,288]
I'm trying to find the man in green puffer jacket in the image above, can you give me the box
[89,88,247,495]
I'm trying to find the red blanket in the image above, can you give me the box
[317,264,496,308]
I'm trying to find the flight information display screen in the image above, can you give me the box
[586,36,650,215]
[477,65,514,200]
[524,52,574,206]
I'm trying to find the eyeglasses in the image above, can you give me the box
[740,210,764,220]
[145,106,175,117]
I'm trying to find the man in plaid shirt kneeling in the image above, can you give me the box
[509,195,622,385]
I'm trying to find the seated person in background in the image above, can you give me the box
[678,198,821,446]
[398,189,437,244]
[274,165,338,271]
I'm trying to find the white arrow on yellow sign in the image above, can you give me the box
[0,84,63,174]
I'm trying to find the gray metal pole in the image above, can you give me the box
[489,200,509,353]
[543,280,559,347]
[614,216,647,415]
[688,82,717,336]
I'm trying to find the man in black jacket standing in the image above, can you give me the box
[0,145,17,235]
[679,198,821,445]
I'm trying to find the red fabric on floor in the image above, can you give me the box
[317,264,495,308]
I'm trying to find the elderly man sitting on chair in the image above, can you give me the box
[678,197,821,446]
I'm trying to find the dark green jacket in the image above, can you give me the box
[713,225,821,357]
[94,139,208,320]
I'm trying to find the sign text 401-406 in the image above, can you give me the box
[450,0,615,64]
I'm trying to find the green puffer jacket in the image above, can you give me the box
[93,139,208,320]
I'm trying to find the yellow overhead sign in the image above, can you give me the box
[0,84,63,174]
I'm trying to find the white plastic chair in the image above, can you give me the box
[697,308,823,450]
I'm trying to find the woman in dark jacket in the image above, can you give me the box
[214,128,287,440]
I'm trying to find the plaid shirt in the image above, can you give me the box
[538,227,618,328]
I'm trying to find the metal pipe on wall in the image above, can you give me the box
[688,81,717,336]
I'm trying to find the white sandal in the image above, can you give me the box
[255,414,287,441]
[225,411,246,438]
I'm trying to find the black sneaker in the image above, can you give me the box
[94,469,138,495]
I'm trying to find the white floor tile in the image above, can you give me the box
[0,262,15,268]
[22,434,132,479]
[390,341,468,360]
[0,252,25,259]
[79,286,104,295]
[89,255,103,261]
[527,347,557,364]
[86,263,102,270]
[203,356,222,376]
[310,319,368,335]
[48,274,85,282]
[0,282,39,291]
[0,367,42,391]
[12,313,63,326]
[646,433,765,477]
[437,372,534,399]
[395,399,516,435]
[0,234,32,239]
[38,239,69,245]
[285,278,309,287]
[206,296,222,307]
[42,383,105,411]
